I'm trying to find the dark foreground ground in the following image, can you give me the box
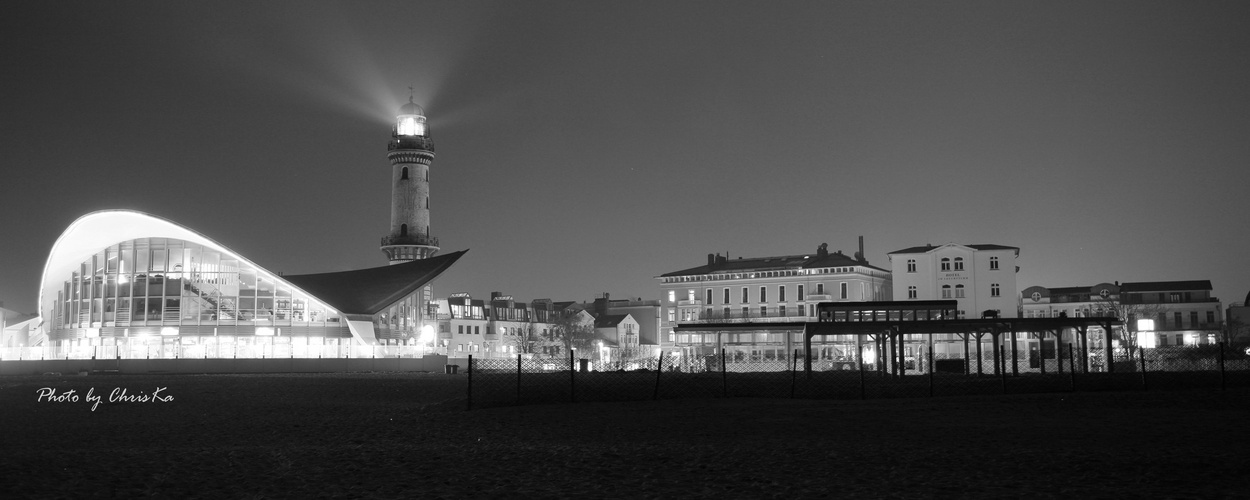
[1,372,1246,499]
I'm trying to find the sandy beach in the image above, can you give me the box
[2,372,1245,499]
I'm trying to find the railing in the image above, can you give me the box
[388,136,434,152]
[683,310,809,324]
[380,233,439,247]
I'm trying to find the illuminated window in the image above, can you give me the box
[908,286,917,299]
[989,256,999,270]
[907,259,916,273]
[668,290,675,303]
[953,257,964,271]
[990,284,1001,297]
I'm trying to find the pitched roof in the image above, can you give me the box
[593,314,631,328]
[659,251,883,278]
[1119,280,1212,292]
[888,243,1020,254]
[283,250,466,315]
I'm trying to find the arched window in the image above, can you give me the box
[400,224,408,236]
[940,258,951,271]
[953,257,964,271]
[401,167,409,180]
[941,284,952,298]
[955,284,965,298]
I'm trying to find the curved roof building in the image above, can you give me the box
[39,210,463,357]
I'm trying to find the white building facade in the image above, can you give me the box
[888,244,1020,318]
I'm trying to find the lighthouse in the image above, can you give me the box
[381,97,439,264]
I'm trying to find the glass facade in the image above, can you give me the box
[48,237,351,354]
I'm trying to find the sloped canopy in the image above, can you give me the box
[284,250,466,315]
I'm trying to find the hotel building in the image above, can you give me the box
[887,243,1020,318]
[1020,280,1223,348]
[657,240,891,361]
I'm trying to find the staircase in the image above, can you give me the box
[185,282,238,320]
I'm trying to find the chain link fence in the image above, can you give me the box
[462,342,1250,409]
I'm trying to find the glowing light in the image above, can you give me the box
[160,327,179,336]
[419,325,434,343]
[1137,331,1156,349]
[1136,319,1155,331]
[397,116,425,136]
[862,347,877,365]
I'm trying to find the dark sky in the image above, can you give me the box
[3,1,1249,314]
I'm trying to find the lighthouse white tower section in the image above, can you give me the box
[381,99,439,264]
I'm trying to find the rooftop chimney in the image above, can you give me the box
[817,243,829,258]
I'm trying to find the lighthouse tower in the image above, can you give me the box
[381,97,439,264]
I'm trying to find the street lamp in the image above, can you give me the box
[419,325,435,355]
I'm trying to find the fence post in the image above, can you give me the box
[517,354,522,405]
[467,354,473,411]
[570,349,576,404]
[928,344,935,398]
[790,349,797,399]
[1068,343,1076,392]
[1138,347,1147,391]
[1218,341,1226,391]
[721,348,727,398]
[999,345,1007,394]
[653,351,665,400]
[859,343,866,400]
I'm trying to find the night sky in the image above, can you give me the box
[3,1,1249,314]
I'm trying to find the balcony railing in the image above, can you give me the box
[381,233,439,247]
[681,310,809,324]
[388,136,434,152]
